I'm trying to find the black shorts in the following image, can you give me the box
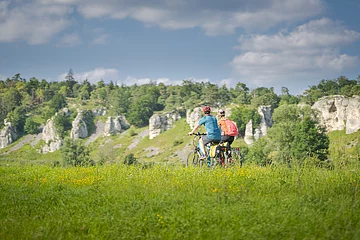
[221,135,234,145]
[202,136,221,146]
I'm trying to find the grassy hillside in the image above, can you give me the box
[328,130,360,167]
[0,115,359,167]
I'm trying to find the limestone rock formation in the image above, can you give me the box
[70,110,88,139]
[103,116,129,136]
[61,108,72,117]
[149,111,181,139]
[244,106,273,145]
[312,95,360,134]
[92,107,107,116]
[40,117,63,153]
[254,106,273,140]
[0,120,18,149]
[186,107,203,130]
[244,119,254,145]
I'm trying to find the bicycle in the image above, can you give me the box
[213,142,243,168]
[186,132,219,167]
[226,146,243,167]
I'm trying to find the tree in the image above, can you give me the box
[301,85,324,105]
[61,138,93,166]
[108,86,131,115]
[230,82,250,104]
[24,117,40,134]
[123,153,138,165]
[291,117,329,161]
[26,77,39,98]
[250,87,279,108]
[230,106,261,137]
[53,112,73,138]
[6,107,26,134]
[49,93,67,111]
[218,85,231,107]
[77,79,92,101]
[268,104,328,164]
[201,82,220,106]
[65,68,77,97]
[126,96,154,127]
[2,87,22,113]
[246,138,272,165]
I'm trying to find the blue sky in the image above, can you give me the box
[0,0,359,95]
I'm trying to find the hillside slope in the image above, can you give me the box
[0,117,359,167]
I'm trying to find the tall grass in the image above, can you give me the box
[1,164,359,239]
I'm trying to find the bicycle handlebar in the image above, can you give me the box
[188,132,206,136]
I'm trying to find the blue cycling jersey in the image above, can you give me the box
[198,115,221,140]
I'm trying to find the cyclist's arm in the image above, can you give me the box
[188,123,200,135]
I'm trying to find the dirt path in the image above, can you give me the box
[85,120,105,146]
[127,129,149,149]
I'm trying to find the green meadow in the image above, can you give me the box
[1,164,359,239]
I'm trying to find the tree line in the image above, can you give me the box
[1,70,359,166]
[0,70,359,133]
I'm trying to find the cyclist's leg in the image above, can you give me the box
[200,136,211,158]
[221,135,232,158]
[227,136,234,157]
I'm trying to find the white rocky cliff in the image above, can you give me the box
[312,95,360,134]
[70,110,88,139]
[40,117,63,153]
[244,119,254,145]
[186,107,203,130]
[149,111,182,139]
[254,106,273,140]
[244,106,273,145]
[0,120,18,149]
[103,116,129,136]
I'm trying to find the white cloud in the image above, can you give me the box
[74,0,325,35]
[91,34,108,45]
[57,32,81,47]
[219,78,237,88]
[124,76,183,86]
[58,68,120,84]
[231,18,360,90]
[0,1,72,44]
[0,0,327,44]
[238,18,360,51]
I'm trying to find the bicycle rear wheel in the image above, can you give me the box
[230,148,242,167]
[186,151,199,167]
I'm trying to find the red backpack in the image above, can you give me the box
[225,119,239,136]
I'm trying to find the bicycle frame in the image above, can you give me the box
[186,133,213,167]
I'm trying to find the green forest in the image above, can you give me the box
[1,70,360,167]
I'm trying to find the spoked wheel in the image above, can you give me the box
[229,150,242,167]
[210,154,223,169]
[186,151,199,167]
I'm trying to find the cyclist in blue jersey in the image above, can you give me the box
[188,106,222,159]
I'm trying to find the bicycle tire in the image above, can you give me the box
[186,151,199,167]
[230,150,242,167]
[210,153,223,169]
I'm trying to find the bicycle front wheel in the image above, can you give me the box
[186,151,199,167]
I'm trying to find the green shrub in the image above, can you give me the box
[173,139,183,146]
[123,153,137,165]
[24,117,40,134]
[61,138,93,167]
